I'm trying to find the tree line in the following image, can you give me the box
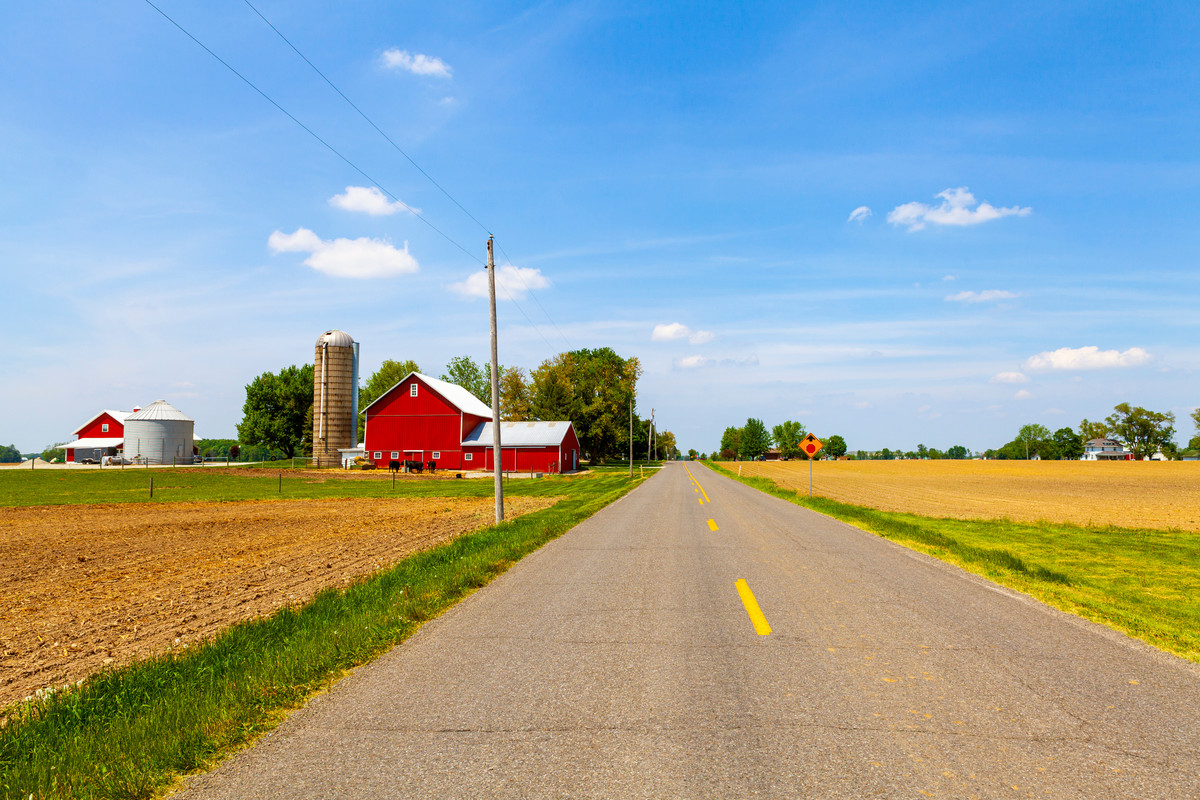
[237,348,676,464]
[990,403,1199,460]
[717,418,849,461]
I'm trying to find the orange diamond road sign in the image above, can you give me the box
[802,433,823,457]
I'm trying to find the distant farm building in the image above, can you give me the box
[1081,438,1131,461]
[61,409,132,463]
[312,329,360,467]
[122,400,195,464]
[362,372,579,473]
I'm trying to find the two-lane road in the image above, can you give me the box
[179,462,1200,798]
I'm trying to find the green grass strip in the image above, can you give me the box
[706,461,1200,663]
[0,473,643,800]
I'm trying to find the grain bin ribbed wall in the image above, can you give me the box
[313,330,357,467]
[123,400,195,465]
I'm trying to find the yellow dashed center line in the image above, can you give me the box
[707,518,718,531]
[735,579,772,635]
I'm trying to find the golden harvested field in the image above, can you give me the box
[724,459,1200,532]
[0,495,554,710]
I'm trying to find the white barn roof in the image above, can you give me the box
[61,437,124,450]
[463,420,574,447]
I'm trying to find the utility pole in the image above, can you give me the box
[628,390,633,479]
[487,236,504,523]
[647,408,654,463]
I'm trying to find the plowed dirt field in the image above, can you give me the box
[725,459,1200,531]
[0,495,554,710]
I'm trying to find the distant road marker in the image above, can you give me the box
[735,579,772,635]
[707,519,719,531]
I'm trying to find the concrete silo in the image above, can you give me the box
[123,400,195,465]
[313,329,359,467]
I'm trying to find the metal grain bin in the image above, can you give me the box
[123,400,195,465]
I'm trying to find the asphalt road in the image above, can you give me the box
[177,462,1200,799]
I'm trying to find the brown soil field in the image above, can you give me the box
[0,495,554,711]
[724,459,1200,531]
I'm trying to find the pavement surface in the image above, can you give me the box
[175,461,1200,799]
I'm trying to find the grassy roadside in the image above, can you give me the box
[704,461,1200,663]
[0,472,643,800]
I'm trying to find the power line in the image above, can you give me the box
[141,0,483,266]
[494,240,572,350]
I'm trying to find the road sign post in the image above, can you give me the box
[801,433,823,497]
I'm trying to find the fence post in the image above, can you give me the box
[150,476,154,498]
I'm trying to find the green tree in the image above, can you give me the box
[237,364,315,459]
[825,434,848,458]
[0,444,21,463]
[771,420,806,459]
[41,442,67,462]
[499,366,533,420]
[441,355,491,405]
[1105,403,1176,459]
[358,359,421,440]
[687,448,698,460]
[880,448,894,460]
[530,348,641,462]
[739,418,770,460]
[1189,408,1200,451]
[1015,423,1051,459]
[656,430,678,460]
[719,426,742,459]
[1079,418,1109,441]
[1052,427,1084,460]
[946,445,969,460]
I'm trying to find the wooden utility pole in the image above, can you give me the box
[647,408,654,463]
[628,391,633,479]
[487,236,504,522]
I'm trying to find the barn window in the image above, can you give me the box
[102,423,109,433]
[465,453,473,461]
[432,451,440,459]
[390,451,399,459]
[410,383,418,397]
[373,451,381,459]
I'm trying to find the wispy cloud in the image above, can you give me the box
[1024,346,1152,371]
[945,289,1019,303]
[847,206,872,224]
[675,355,711,369]
[888,187,1031,232]
[329,186,417,216]
[268,228,418,278]
[990,371,1029,384]
[1014,389,1034,400]
[380,48,452,78]
[652,322,715,344]
[449,264,550,300]
[673,354,757,370]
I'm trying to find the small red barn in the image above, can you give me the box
[362,372,579,473]
[61,409,133,463]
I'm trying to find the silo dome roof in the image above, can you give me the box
[316,329,355,347]
[127,399,193,422]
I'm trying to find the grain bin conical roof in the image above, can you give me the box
[126,399,193,422]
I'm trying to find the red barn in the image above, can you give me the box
[61,409,133,463]
[362,372,580,473]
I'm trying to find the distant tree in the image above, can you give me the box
[0,444,21,463]
[739,418,771,460]
[1189,408,1200,452]
[1105,403,1175,460]
[825,434,848,458]
[530,348,641,462]
[946,444,969,460]
[229,444,241,461]
[656,430,678,460]
[358,359,421,439]
[41,443,67,462]
[771,420,806,460]
[720,426,743,460]
[237,363,314,459]
[1079,418,1110,441]
[880,448,894,460]
[687,448,698,460]
[855,449,869,460]
[916,443,928,459]
[442,355,491,405]
[499,366,533,420]
[927,448,944,459]
[1052,427,1084,460]
[1015,423,1051,460]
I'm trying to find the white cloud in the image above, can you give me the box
[652,322,715,344]
[675,355,711,369]
[943,275,957,281]
[888,187,1031,232]
[329,186,416,216]
[268,227,418,279]
[847,206,872,224]
[945,290,1020,303]
[853,401,873,410]
[448,264,550,301]
[990,371,1029,384]
[1023,346,1152,371]
[380,48,452,78]
[1014,390,1034,400]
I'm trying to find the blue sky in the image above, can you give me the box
[4,1,1199,455]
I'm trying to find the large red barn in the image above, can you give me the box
[362,372,580,473]
[61,409,132,463]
